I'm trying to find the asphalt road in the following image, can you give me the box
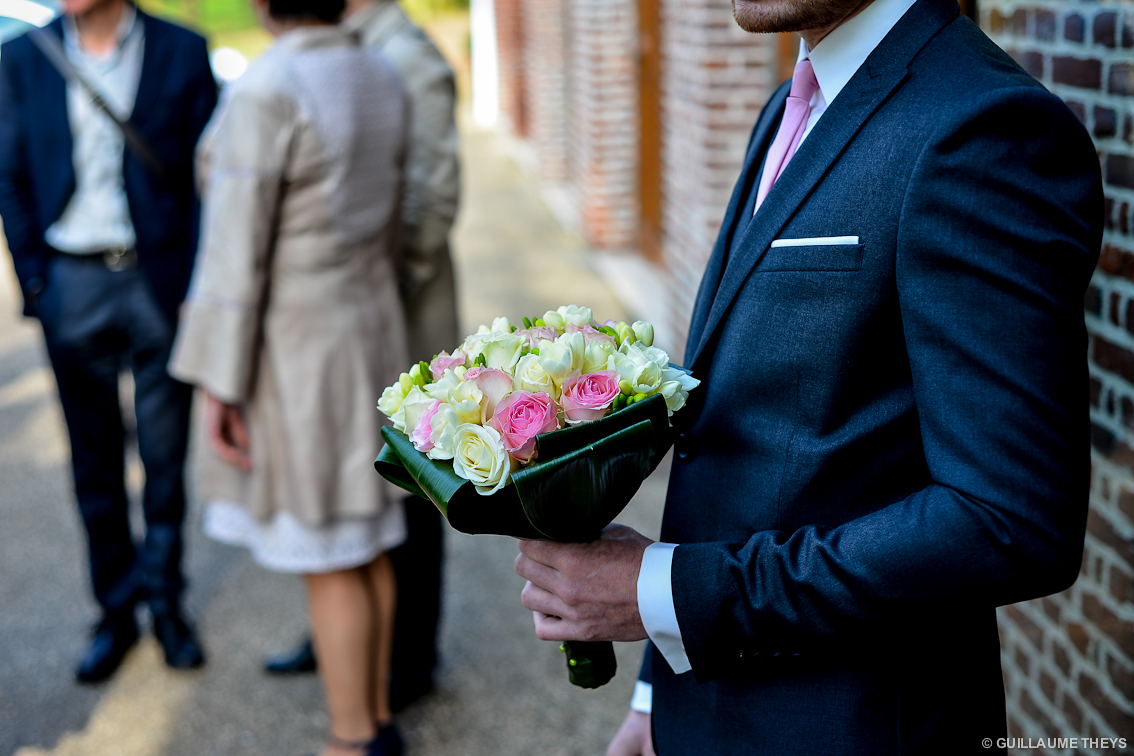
[0,124,672,756]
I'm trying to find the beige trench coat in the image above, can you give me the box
[170,27,409,527]
[344,0,461,360]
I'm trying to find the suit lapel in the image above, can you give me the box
[687,0,959,368]
[38,20,75,210]
[683,81,789,366]
[130,11,168,128]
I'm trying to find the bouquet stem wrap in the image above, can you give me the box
[376,393,675,688]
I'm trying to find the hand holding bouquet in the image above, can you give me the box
[376,305,699,687]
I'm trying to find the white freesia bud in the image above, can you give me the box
[542,310,566,331]
[398,373,414,394]
[491,316,512,333]
[582,338,617,374]
[427,368,463,401]
[538,331,586,387]
[610,341,666,394]
[451,423,514,495]
[556,304,593,328]
[377,381,410,417]
[447,380,484,425]
[479,332,524,372]
[426,404,460,460]
[631,321,654,347]
[617,324,635,346]
[658,367,701,416]
[514,353,557,396]
[390,385,434,434]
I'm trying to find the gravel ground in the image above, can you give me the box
[0,123,671,756]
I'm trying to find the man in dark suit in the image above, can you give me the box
[0,0,217,682]
[514,0,1103,751]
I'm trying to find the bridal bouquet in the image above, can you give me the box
[375,305,699,687]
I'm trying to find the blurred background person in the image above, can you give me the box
[168,0,410,752]
[0,0,216,683]
[265,0,461,713]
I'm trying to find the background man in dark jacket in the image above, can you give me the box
[0,0,217,683]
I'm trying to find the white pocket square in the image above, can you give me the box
[770,236,860,248]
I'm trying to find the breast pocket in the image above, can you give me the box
[758,241,865,272]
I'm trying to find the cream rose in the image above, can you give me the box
[451,423,514,495]
[513,353,557,396]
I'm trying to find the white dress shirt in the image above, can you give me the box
[632,0,919,714]
[43,4,143,254]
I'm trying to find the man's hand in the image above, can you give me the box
[205,392,252,471]
[515,523,653,643]
[608,710,656,756]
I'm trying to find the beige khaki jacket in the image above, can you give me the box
[170,27,409,526]
[344,0,462,360]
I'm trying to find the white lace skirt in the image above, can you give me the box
[203,499,407,574]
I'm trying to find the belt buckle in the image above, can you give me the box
[104,247,136,272]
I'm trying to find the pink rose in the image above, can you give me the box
[430,350,467,380]
[469,367,514,421]
[490,391,560,462]
[410,399,443,452]
[560,370,620,425]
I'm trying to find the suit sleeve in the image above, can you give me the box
[669,86,1103,682]
[0,47,48,317]
[168,87,293,403]
[183,35,219,263]
[396,41,459,298]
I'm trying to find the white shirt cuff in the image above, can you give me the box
[630,680,652,713]
[637,542,692,675]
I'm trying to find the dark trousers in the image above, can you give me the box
[36,254,192,620]
[389,496,444,690]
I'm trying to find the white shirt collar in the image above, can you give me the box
[799,0,919,107]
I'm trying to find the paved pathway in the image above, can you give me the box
[0,123,671,756]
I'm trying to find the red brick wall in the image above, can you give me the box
[657,0,780,356]
[495,0,527,137]
[522,0,570,181]
[983,1,1134,750]
[567,0,639,249]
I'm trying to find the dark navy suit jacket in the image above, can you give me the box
[0,11,217,321]
[648,0,1103,752]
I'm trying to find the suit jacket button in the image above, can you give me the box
[675,433,694,460]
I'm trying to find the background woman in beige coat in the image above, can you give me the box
[169,0,409,752]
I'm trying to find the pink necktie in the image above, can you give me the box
[754,60,820,213]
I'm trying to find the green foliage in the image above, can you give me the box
[137,0,259,36]
[400,0,468,24]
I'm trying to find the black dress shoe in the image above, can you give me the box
[76,613,139,684]
[152,610,205,670]
[372,723,404,756]
[265,637,317,675]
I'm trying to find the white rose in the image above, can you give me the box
[390,385,434,434]
[451,423,515,495]
[538,331,586,387]
[556,305,593,328]
[513,353,557,396]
